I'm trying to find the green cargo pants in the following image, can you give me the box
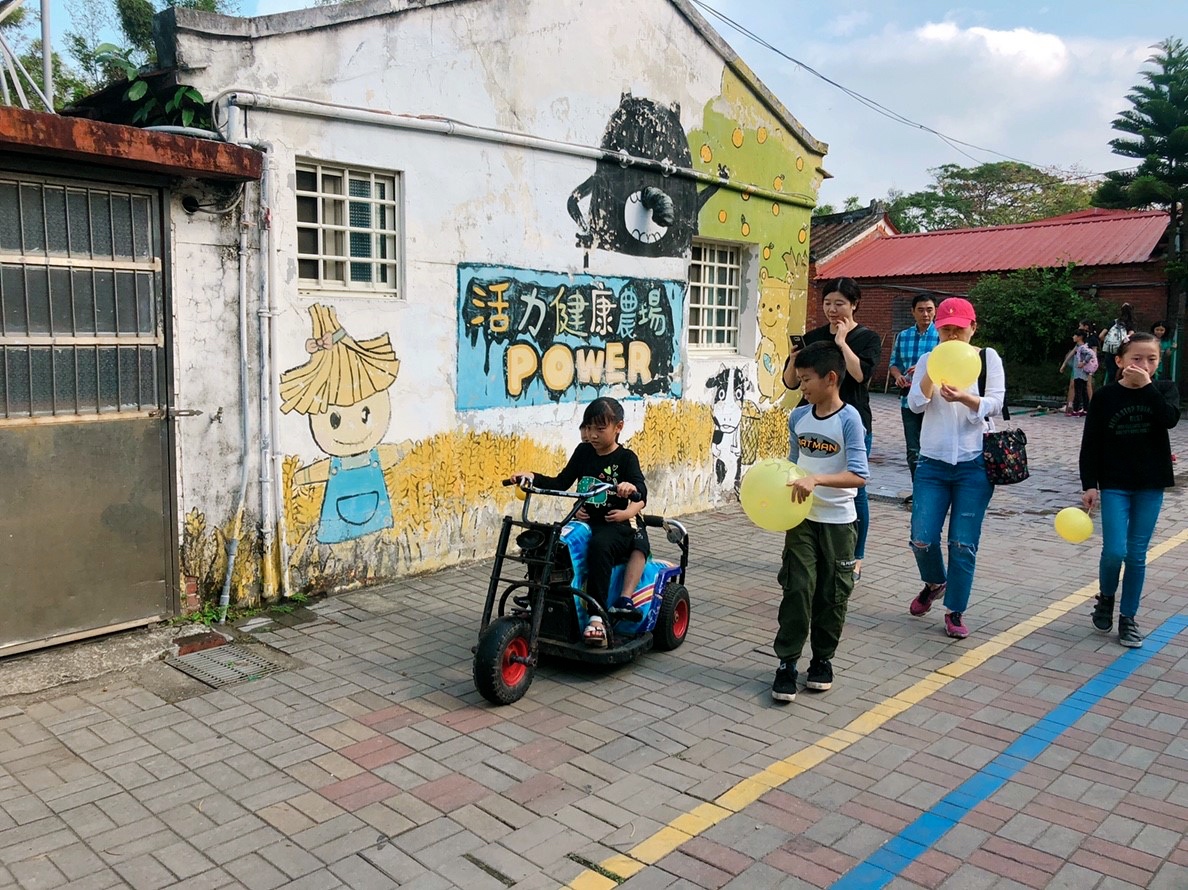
[773,518,857,663]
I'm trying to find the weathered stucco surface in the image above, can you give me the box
[164,0,825,603]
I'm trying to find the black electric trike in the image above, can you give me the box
[472,480,690,705]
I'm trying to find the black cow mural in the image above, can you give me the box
[707,364,750,491]
[568,94,726,258]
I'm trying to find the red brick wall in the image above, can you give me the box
[805,263,1171,387]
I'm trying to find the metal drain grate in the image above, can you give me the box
[166,644,285,688]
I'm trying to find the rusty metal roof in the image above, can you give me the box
[0,106,262,182]
[817,209,1169,280]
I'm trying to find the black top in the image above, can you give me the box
[803,323,882,433]
[1079,381,1180,491]
[533,443,647,523]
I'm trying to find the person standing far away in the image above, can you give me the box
[1098,303,1135,384]
[1152,321,1175,380]
[1080,332,1180,648]
[888,294,939,489]
[783,277,881,581]
[905,297,1005,641]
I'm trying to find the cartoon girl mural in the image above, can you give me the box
[280,304,402,545]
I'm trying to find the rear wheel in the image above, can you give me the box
[474,617,535,705]
[654,583,690,651]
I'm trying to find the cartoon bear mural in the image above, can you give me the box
[568,93,726,258]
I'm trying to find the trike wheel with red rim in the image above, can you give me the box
[474,617,535,705]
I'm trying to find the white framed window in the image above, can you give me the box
[296,162,401,297]
[688,239,742,352]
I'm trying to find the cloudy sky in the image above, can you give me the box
[702,0,1188,205]
[43,0,1188,205]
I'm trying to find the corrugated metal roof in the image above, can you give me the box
[817,209,1169,279]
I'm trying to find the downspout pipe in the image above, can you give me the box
[217,210,253,623]
[213,90,816,210]
[255,158,278,602]
[227,102,292,598]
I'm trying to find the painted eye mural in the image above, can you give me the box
[567,93,726,258]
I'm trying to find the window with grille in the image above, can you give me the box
[296,162,400,297]
[687,240,742,351]
[0,176,162,419]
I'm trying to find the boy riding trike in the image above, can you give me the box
[472,479,691,705]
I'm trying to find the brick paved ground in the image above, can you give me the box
[2,392,1188,889]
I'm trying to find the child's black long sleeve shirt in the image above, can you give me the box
[1080,381,1180,491]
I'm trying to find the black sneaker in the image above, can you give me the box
[1091,595,1114,633]
[771,661,797,702]
[805,659,833,691]
[1118,616,1144,648]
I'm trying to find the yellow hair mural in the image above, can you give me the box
[280,304,400,415]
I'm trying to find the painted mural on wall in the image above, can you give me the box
[707,364,750,490]
[458,263,684,409]
[279,304,403,544]
[568,93,726,258]
[182,397,717,604]
[689,70,821,411]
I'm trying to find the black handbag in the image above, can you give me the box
[977,350,1029,485]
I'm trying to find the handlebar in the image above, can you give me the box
[502,478,642,503]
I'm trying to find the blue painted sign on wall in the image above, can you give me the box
[457,263,684,410]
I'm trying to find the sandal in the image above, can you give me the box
[583,618,607,648]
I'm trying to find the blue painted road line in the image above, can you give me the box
[831,614,1188,890]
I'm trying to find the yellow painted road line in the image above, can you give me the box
[566,527,1188,888]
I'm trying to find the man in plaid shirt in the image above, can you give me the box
[888,294,939,481]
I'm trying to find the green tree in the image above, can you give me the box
[1093,38,1188,213]
[970,265,1110,396]
[1,5,90,109]
[888,162,1095,233]
[1093,37,1188,368]
[811,195,862,217]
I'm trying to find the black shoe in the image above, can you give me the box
[771,661,797,702]
[1091,595,1114,633]
[805,659,833,691]
[1118,616,1144,648]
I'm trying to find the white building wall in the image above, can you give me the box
[165,0,825,599]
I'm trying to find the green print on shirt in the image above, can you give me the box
[1108,404,1157,437]
[577,474,611,505]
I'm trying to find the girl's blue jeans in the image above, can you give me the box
[1099,488,1163,618]
[854,430,872,560]
[910,455,993,615]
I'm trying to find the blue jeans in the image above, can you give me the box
[854,430,872,560]
[1099,488,1163,618]
[901,405,923,480]
[910,455,993,615]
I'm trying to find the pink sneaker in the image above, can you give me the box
[910,583,945,616]
[945,612,969,639]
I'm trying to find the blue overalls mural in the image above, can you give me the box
[280,304,402,544]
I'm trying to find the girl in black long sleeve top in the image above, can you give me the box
[510,398,649,646]
[1079,334,1180,648]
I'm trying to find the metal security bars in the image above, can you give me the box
[0,176,163,419]
[688,239,742,351]
[296,162,400,297]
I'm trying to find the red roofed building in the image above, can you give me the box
[807,208,1173,386]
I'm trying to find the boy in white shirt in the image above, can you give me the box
[772,342,869,702]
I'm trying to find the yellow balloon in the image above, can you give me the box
[927,340,981,388]
[1054,507,1093,543]
[740,458,814,532]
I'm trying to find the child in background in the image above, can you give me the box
[1059,330,1095,416]
[1080,333,1180,647]
[771,341,869,702]
[510,397,648,647]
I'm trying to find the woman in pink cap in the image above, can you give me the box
[905,297,1006,639]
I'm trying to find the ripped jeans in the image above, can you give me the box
[910,455,993,615]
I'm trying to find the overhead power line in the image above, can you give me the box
[690,0,1135,181]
